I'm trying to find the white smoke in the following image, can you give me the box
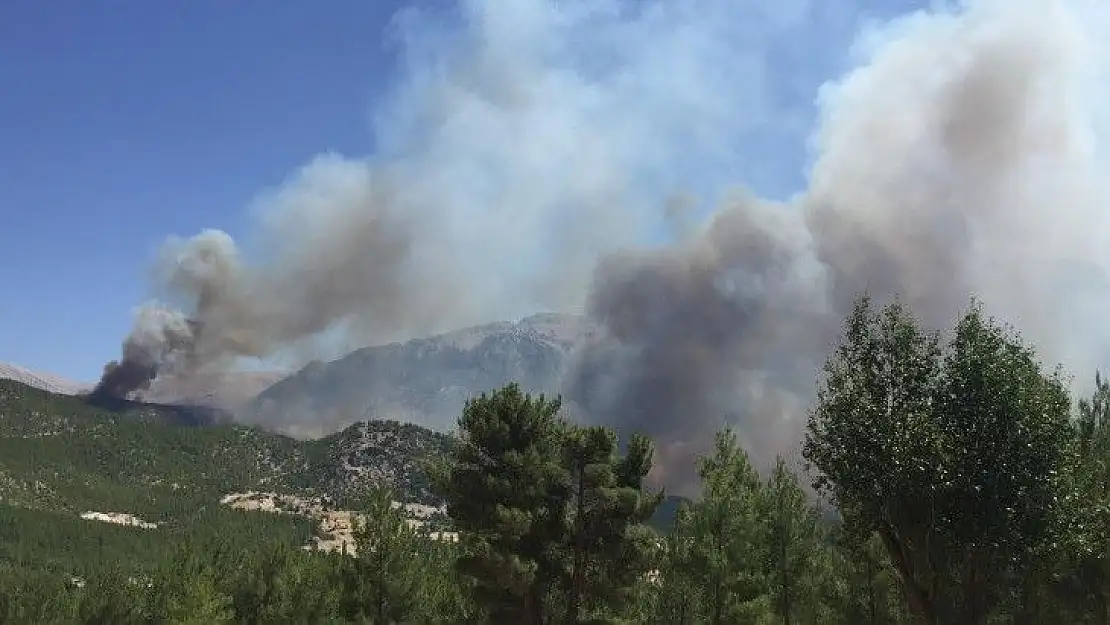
[101,0,845,395]
[98,0,1110,491]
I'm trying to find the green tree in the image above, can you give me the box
[220,541,342,624]
[74,568,150,625]
[685,429,773,624]
[434,383,569,624]
[405,537,478,624]
[339,485,472,624]
[346,487,426,623]
[761,457,822,625]
[824,529,913,625]
[650,504,699,625]
[1043,371,1110,623]
[562,426,662,623]
[435,384,663,624]
[0,567,78,624]
[936,304,1072,621]
[803,296,943,621]
[804,296,1073,624]
[159,574,235,625]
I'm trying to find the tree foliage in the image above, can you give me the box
[804,296,1074,624]
[433,383,662,624]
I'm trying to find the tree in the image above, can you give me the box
[562,426,662,623]
[804,296,1073,624]
[683,429,773,624]
[0,567,78,624]
[650,504,699,625]
[346,487,427,623]
[157,573,235,625]
[434,384,663,624]
[1048,372,1110,623]
[77,568,154,625]
[434,383,569,624]
[762,457,822,625]
[933,303,1072,621]
[824,529,913,625]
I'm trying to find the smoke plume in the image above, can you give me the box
[569,0,1110,491]
[98,0,1110,492]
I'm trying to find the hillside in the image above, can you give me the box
[0,376,684,590]
[246,312,599,434]
[0,379,449,518]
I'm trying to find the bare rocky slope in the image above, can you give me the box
[0,362,90,396]
[246,312,599,435]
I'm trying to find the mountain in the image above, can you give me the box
[0,362,90,396]
[246,312,600,435]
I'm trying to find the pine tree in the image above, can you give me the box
[434,383,569,624]
[562,427,662,623]
[348,487,425,623]
[761,457,821,625]
[435,384,663,624]
[684,428,773,624]
[650,502,720,625]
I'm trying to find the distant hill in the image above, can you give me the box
[0,362,90,396]
[246,312,599,434]
[0,378,449,519]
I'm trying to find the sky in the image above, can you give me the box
[0,0,924,382]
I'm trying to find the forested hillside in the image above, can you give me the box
[0,379,451,512]
[7,297,1110,623]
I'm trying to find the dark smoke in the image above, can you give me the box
[91,305,197,399]
[567,199,830,490]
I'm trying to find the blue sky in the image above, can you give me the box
[0,1,410,379]
[0,0,922,381]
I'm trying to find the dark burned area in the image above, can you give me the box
[81,389,232,427]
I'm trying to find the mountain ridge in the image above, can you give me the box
[244,312,598,435]
[0,362,91,396]
[3,312,599,437]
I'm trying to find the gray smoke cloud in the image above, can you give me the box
[98,0,829,398]
[97,0,1110,493]
[566,196,830,487]
[568,0,1110,491]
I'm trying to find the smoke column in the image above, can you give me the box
[568,0,1110,491]
[97,0,1110,492]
